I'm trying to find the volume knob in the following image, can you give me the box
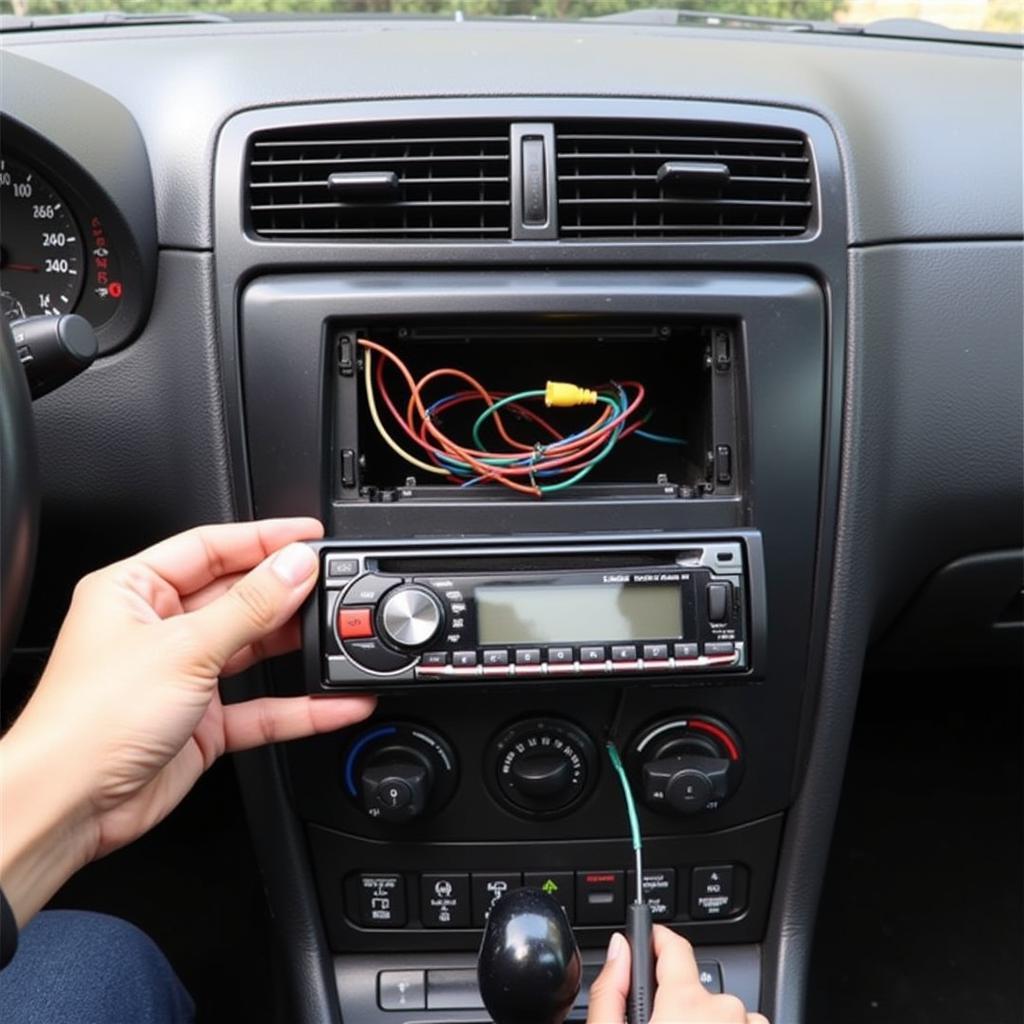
[379,586,444,650]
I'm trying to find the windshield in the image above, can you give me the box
[2,0,1021,36]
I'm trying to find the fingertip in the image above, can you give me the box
[309,694,377,732]
[270,542,319,587]
[606,931,628,961]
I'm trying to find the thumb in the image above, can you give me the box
[185,542,319,670]
[587,931,630,1024]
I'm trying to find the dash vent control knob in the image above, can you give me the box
[378,586,443,650]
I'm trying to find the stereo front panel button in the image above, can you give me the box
[452,650,478,668]
[643,643,669,661]
[421,652,448,668]
[515,648,542,666]
[704,642,736,657]
[342,573,400,606]
[326,556,359,579]
[674,643,699,659]
[707,582,731,622]
[547,647,574,664]
[482,649,509,667]
[576,870,625,925]
[611,645,638,662]
[337,606,374,639]
[355,873,406,927]
[421,873,470,928]
[580,646,606,663]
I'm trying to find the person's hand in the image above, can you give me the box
[587,924,769,1023]
[0,519,375,925]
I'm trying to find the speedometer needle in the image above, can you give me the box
[4,263,41,272]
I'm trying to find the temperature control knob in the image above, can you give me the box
[631,716,743,817]
[344,723,457,823]
[491,719,597,817]
[378,586,444,650]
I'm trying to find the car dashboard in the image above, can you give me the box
[2,16,1021,1024]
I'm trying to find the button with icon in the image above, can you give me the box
[421,873,470,927]
[471,872,522,926]
[523,871,575,923]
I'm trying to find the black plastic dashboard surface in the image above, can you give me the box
[1,19,1020,1024]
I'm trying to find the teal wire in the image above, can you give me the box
[635,428,687,445]
[606,741,642,853]
[539,391,624,493]
[470,389,546,450]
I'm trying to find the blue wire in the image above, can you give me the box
[634,428,688,445]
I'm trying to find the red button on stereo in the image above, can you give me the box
[338,606,374,639]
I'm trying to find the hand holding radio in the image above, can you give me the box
[0,519,375,928]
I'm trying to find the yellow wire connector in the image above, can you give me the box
[545,381,598,408]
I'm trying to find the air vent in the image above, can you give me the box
[556,120,813,240]
[248,121,511,240]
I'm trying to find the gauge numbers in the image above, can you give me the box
[0,156,85,321]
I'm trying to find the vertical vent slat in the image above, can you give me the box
[555,119,813,240]
[247,121,512,241]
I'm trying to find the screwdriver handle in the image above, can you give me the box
[627,902,655,1024]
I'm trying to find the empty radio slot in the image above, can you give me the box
[331,316,741,504]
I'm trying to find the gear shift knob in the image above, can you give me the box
[477,887,582,1024]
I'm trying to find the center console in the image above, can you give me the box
[216,97,846,1022]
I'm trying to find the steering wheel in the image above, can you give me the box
[0,317,39,674]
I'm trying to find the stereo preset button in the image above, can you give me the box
[515,649,542,666]
[482,650,509,667]
[342,574,400,606]
[611,645,638,662]
[547,647,574,664]
[580,646,606,663]
[674,643,699,659]
[337,607,374,639]
[704,642,736,657]
[643,643,669,661]
[378,970,426,1011]
[471,873,522,926]
[421,652,448,668]
[452,650,478,668]
[421,873,470,928]
[523,872,575,922]
[576,870,625,925]
[690,865,735,919]
[355,873,406,927]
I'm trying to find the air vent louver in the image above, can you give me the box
[248,121,511,240]
[556,120,813,240]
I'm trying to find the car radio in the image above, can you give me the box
[302,535,763,692]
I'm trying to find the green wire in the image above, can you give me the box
[606,741,642,853]
[470,389,546,450]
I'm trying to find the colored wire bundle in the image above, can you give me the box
[358,337,685,498]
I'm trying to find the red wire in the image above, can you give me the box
[359,338,648,496]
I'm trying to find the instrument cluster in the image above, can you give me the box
[0,116,156,353]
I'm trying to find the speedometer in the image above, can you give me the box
[0,156,85,321]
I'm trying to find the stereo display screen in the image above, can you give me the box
[475,582,682,645]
